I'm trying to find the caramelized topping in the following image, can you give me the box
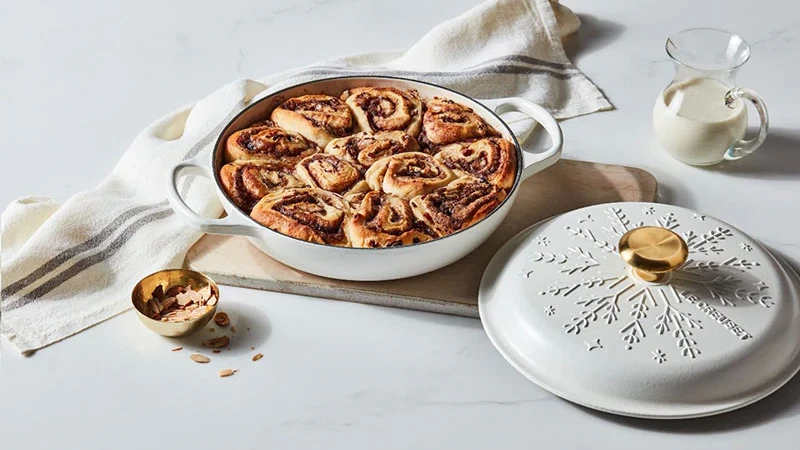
[278,95,352,137]
[298,154,361,193]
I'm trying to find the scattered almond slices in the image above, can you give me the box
[252,353,263,362]
[172,347,183,352]
[146,282,218,323]
[218,369,237,378]
[191,354,210,364]
[202,336,230,349]
[213,312,230,327]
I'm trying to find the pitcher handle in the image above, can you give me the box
[724,87,769,161]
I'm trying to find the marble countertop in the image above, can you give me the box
[2,0,799,448]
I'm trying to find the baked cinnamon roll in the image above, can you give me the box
[250,188,351,246]
[225,123,318,163]
[343,191,369,209]
[433,137,517,189]
[346,192,434,248]
[410,176,507,237]
[365,152,456,199]
[219,160,306,212]
[420,97,498,148]
[342,87,423,137]
[271,95,353,148]
[295,154,369,196]
[325,131,420,174]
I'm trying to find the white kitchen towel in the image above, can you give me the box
[1,0,611,354]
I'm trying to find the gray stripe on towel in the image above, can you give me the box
[0,201,167,299]
[309,54,578,74]
[289,64,580,81]
[4,207,176,311]
[2,102,245,304]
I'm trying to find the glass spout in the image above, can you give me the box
[666,28,750,73]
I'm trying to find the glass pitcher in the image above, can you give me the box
[652,28,769,166]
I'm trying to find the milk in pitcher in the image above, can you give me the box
[653,77,747,165]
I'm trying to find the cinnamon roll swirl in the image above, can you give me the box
[325,131,420,174]
[346,192,434,248]
[420,97,498,147]
[250,188,351,246]
[344,191,369,209]
[342,87,423,136]
[433,137,517,189]
[295,154,369,196]
[410,176,507,237]
[271,95,353,148]
[365,152,456,200]
[225,123,318,163]
[220,160,306,212]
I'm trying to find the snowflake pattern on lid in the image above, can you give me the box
[525,205,773,363]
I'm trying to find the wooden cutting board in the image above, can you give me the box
[185,159,657,318]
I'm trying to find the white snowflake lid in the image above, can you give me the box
[479,202,800,419]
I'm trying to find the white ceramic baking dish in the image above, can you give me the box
[166,76,562,281]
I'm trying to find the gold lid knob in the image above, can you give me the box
[618,226,688,282]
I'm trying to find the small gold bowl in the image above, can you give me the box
[132,269,219,337]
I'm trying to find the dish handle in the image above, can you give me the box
[491,98,563,181]
[166,158,258,237]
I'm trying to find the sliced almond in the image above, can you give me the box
[218,369,235,378]
[190,354,210,363]
[176,292,191,306]
[150,298,163,314]
[230,326,236,333]
[198,285,212,301]
[189,307,208,319]
[212,349,221,354]
[165,285,184,297]
[188,289,203,303]
[202,336,230,349]
[207,296,218,307]
[161,296,177,310]
[172,347,183,352]
[252,353,263,361]
[152,285,165,300]
[214,312,230,327]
